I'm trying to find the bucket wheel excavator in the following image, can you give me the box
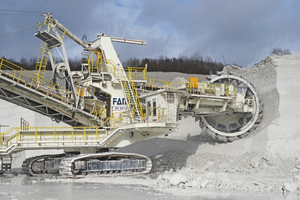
[198,74,263,142]
[0,13,262,176]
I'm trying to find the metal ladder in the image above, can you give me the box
[35,42,49,82]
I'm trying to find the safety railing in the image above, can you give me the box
[85,55,236,98]
[0,112,114,148]
[81,53,147,82]
[186,82,237,97]
[120,77,136,121]
[0,127,18,148]
[98,59,123,78]
[0,127,104,149]
[35,19,67,81]
[36,18,67,40]
[85,56,146,122]
[0,58,108,123]
[83,100,106,121]
[146,78,236,97]
[124,70,145,120]
[81,52,90,72]
[125,67,147,81]
[80,52,124,79]
[84,53,123,78]
[0,58,74,105]
[0,106,166,151]
[145,107,166,122]
[20,118,29,131]
[147,79,186,90]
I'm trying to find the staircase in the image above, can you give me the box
[121,74,143,122]
[123,80,140,116]
[100,59,143,123]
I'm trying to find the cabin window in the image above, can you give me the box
[153,98,156,116]
[147,100,151,115]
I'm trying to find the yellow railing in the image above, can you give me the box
[127,69,145,119]
[20,118,29,131]
[186,82,236,97]
[0,58,107,121]
[36,18,48,32]
[0,117,113,148]
[83,55,145,122]
[1,58,117,127]
[0,127,18,148]
[147,79,186,90]
[0,107,166,150]
[36,18,67,40]
[0,127,103,149]
[81,52,124,78]
[98,59,122,77]
[0,58,73,104]
[84,53,121,77]
[35,19,67,82]
[83,100,106,121]
[81,53,147,81]
[146,78,236,97]
[125,67,147,81]
[120,77,136,121]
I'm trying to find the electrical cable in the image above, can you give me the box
[0,25,36,39]
[0,8,44,14]
[0,14,43,16]
[57,71,66,79]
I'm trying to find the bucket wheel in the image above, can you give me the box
[200,74,263,142]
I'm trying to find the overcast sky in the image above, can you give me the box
[0,0,299,67]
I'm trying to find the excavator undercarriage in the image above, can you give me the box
[21,152,151,177]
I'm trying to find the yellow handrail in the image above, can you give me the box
[146,77,236,97]
[0,58,109,123]
[125,67,147,80]
[0,106,167,149]
[0,58,74,103]
[127,69,144,119]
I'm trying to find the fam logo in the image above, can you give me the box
[112,97,127,111]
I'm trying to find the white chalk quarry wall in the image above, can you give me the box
[267,55,300,159]
[221,54,300,160]
[0,103,60,132]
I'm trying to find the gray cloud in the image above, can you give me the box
[1,0,300,67]
[136,0,300,66]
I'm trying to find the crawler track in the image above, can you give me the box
[22,154,65,176]
[59,152,152,177]
[22,152,152,177]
